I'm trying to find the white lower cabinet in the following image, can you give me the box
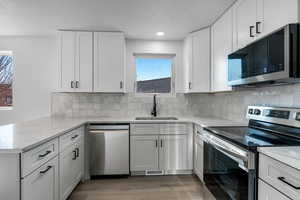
[22,156,59,200]
[160,135,189,172]
[130,135,159,172]
[194,125,204,182]
[59,130,84,200]
[195,137,204,181]
[130,123,193,175]
[258,180,290,200]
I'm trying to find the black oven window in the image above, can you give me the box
[204,143,249,200]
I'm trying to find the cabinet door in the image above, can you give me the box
[94,32,125,93]
[74,32,93,92]
[235,0,257,48]
[22,156,59,200]
[195,137,204,182]
[73,140,84,185]
[256,0,298,40]
[159,135,189,172]
[59,31,76,92]
[189,28,211,93]
[211,8,233,92]
[258,180,290,200]
[60,139,83,200]
[130,136,159,171]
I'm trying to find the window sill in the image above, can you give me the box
[0,107,13,111]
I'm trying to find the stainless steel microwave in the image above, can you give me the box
[228,24,300,86]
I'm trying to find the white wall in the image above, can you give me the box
[125,39,186,93]
[0,36,58,125]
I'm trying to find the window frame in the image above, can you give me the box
[134,53,176,97]
[0,51,13,110]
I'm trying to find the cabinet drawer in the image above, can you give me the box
[22,138,59,177]
[159,124,189,135]
[258,180,290,200]
[259,153,300,200]
[22,156,59,200]
[130,124,160,135]
[59,126,84,152]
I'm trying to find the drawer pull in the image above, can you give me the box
[40,166,52,174]
[278,177,300,190]
[71,135,79,140]
[38,150,51,158]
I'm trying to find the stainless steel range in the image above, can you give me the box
[202,106,300,200]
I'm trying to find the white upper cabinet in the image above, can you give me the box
[74,32,93,92]
[59,31,93,92]
[256,0,298,40]
[184,28,211,93]
[211,8,233,92]
[94,32,126,93]
[234,0,299,49]
[235,0,257,49]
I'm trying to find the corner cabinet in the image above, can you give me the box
[211,8,233,92]
[94,32,126,93]
[184,28,211,93]
[59,31,93,92]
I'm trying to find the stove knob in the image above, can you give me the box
[254,109,261,115]
[248,109,254,114]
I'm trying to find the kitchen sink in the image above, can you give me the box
[135,117,178,120]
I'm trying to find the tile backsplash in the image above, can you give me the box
[51,93,194,118]
[51,83,300,122]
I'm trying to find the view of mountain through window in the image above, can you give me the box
[136,57,172,93]
[0,52,13,107]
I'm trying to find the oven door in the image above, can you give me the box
[203,140,257,200]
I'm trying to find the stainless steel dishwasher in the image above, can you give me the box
[88,124,129,176]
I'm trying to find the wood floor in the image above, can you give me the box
[69,175,216,200]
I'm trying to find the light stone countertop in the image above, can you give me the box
[0,116,246,153]
[258,146,300,171]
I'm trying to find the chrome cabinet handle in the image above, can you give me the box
[161,140,163,148]
[40,166,52,174]
[250,26,255,37]
[278,177,300,190]
[38,150,51,158]
[189,82,192,89]
[72,150,77,160]
[75,81,79,88]
[256,22,262,34]
[120,81,123,89]
[155,140,158,148]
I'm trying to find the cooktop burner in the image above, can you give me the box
[205,125,300,150]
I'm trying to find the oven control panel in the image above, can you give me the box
[247,106,300,128]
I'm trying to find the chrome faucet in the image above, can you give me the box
[151,94,157,117]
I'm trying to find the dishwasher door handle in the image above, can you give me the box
[89,130,105,134]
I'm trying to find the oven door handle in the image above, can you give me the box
[212,144,249,172]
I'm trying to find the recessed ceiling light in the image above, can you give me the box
[156,32,165,36]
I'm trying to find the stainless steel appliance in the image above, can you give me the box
[88,124,129,176]
[203,106,300,200]
[228,24,300,86]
